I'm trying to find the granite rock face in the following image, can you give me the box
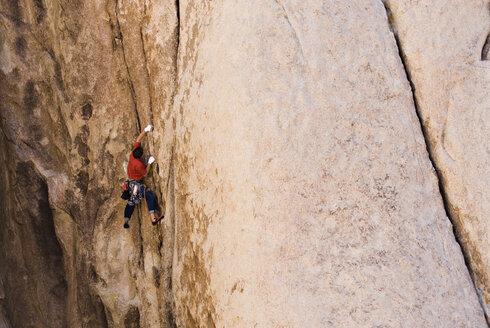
[171,1,486,326]
[0,0,488,327]
[0,0,177,327]
[384,0,490,315]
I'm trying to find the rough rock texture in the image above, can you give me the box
[171,0,486,326]
[0,277,11,328]
[0,0,488,327]
[385,0,490,315]
[0,0,177,327]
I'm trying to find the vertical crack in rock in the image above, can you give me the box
[174,0,181,78]
[381,1,488,321]
[164,145,177,328]
[172,0,180,234]
[165,146,175,196]
[114,0,141,132]
[139,27,154,123]
[164,1,180,326]
[168,0,180,216]
[482,33,490,60]
[137,207,144,269]
[176,0,180,45]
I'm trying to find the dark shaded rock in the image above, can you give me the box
[124,306,140,328]
[0,160,67,328]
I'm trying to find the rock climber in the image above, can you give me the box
[122,124,164,229]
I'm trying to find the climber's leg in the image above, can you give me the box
[123,202,135,229]
[144,188,157,214]
[144,188,164,225]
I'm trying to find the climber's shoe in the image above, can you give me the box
[124,222,130,229]
[152,215,164,226]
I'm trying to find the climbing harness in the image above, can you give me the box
[121,180,146,206]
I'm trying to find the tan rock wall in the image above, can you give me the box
[172,0,486,326]
[0,0,488,327]
[0,0,177,327]
[385,0,490,315]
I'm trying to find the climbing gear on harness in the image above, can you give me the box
[121,180,145,206]
[121,181,131,200]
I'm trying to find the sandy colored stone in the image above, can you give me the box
[0,0,177,327]
[0,0,487,327]
[385,0,490,316]
[172,0,486,327]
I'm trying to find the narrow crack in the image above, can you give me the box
[381,1,488,322]
[170,0,180,229]
[165,146,177,328]
[139,27,154,123]
[175,0,181,73]
[20,139,38,151]
[114,0,141,132]
[137,206,144,269]
[167,0,180,205]
[165,146,175,196]
[164,2,179,327]
[482,33,490,60]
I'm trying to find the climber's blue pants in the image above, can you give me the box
[124,187,157,220]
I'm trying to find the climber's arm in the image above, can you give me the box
[136,131,146,143]
[136,125,153,143]
[144,156,155,176]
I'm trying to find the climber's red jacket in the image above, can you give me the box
[127,142,147,181]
